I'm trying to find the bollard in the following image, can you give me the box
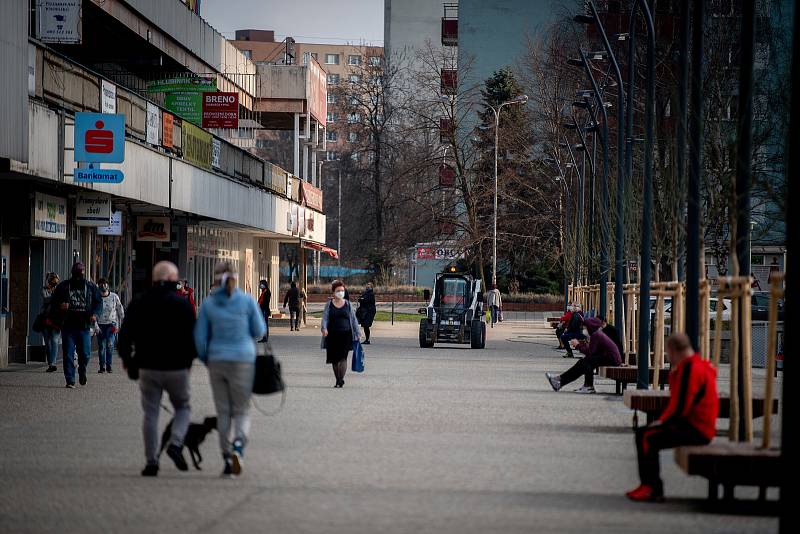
[392,300,395,325]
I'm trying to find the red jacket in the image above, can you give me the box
[559,310,573,325]
[658,353,719,440]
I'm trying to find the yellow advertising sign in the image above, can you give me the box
[182,121,211,169]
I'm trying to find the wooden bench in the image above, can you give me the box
[623,390,779,428]
[547,316,562,328]
[598,366,670,395]
[675,440,782,501]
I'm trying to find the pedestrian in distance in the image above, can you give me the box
[49,262,102,388]
[176,279,196,317]
[194,262,266,478]
[545,317,621,394]
[555,303,574,349]
[95,278,124,373]
[321,280,361,388]
[626,333,718,502]
[357,282,377,344]
[283,281,301,331]
[40,272,61,373]
[257,279,271,343]
[117,261,197,477]
[560,303,586,357]
[487,284,502,327]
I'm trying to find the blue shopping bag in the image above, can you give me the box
[352,340,365,372]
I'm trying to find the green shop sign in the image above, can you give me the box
[147,76,217,93]
[165,92,202,126]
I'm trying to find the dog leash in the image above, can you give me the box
[251,386,287,417]
[160,403,174,415]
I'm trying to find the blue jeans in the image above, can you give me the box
[97,323,116,369]
[62,328,91,384]
[43,328,61,366]
[560,332,586,357]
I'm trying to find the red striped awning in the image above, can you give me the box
[301,241,338,259]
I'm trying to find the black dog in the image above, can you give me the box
[159,417,217,470]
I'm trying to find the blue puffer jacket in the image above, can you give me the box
[194,287,266,364]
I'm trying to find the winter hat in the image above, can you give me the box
[585,317,603,334]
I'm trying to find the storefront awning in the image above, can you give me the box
[302,241,338,259]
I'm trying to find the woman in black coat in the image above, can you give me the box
[357,283,377,344]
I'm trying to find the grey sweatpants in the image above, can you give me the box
[208,361,255,457]
[139,369,191,465]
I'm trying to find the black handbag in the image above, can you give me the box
[253,342,284,395]
[32,312,47,333]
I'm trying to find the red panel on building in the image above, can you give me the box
[202,92,239,129]
[441,69,457,95]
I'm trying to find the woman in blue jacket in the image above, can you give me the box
[194,262,266,477]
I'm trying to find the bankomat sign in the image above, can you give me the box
[73,112,125,183]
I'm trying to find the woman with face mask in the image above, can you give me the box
[257,279,271,342]
[320,280,361,388]
[95,278,125,373]
[41,272,61,372]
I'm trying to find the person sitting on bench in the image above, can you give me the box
[598,316,624,358]
[546,317,621,394]
[560,304,585,357]
[626,333,718,502]
[555,303,574,349]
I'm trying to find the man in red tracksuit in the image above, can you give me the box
[626,333,719,502]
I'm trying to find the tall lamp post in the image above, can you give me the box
[489,94,528,285]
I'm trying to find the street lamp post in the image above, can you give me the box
[489,94,528,286]
[574,0,627,332]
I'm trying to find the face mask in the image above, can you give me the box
[100,285,109,292]
[259,284,266,290]
[335,290,345,299]
[176,283,183,291]
[582,328,589,337]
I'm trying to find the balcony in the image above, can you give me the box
[441,3,458,46]
[439,117,452,143]
[441,69,457,95]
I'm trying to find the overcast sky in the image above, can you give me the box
[201,0,384,45]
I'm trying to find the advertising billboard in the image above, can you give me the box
[182,122,212,170]
[202,92,238,129]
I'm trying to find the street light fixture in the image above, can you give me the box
[489,94,528,286]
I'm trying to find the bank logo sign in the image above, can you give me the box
[73,112,125,183]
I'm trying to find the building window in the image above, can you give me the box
[326,151,339,161]
[348,55,361,65]
[326,131,338,142]
[349,95,360,106]
[327,93,337,104]
[350,152,359,161]
[242,49,252,59]
[325,53,340,65]
[348,112,360,124]
[327,112,336,123]
[368,56,381,66]
[303,52,318,64]
[327,74,340,85]
[348,132,358,142]
[349,74,360,84]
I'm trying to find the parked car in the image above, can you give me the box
[709,298,731,321]
[751,292,785,321]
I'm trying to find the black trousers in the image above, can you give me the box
[289,306,300,329]
[635,421,710,492]
[555,326,565,346]
[559,352,618,388]
[364,325,370,341]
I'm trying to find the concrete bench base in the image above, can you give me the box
[675,440,782,501]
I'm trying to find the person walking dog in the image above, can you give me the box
[195,262,266,477]
[118,261,197,477]
[321,280,361,388]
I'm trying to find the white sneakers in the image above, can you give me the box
[545,372,561,391]
[574,385,596,394]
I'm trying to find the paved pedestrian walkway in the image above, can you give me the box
[0,319,779,533]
